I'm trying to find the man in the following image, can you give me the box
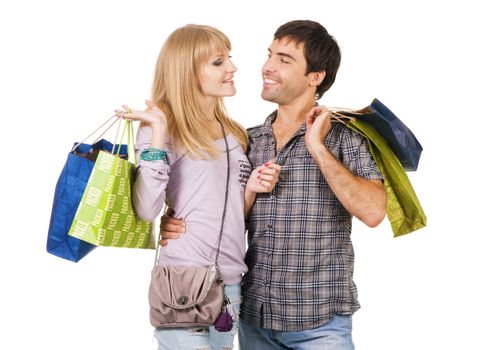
[161,20,386,349]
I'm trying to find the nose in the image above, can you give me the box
[227,60,237,73]
[262,57,275,74]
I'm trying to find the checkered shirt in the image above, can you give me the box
[241,111,383,331]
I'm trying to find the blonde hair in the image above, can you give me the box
[152,24,248,158]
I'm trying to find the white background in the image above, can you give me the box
[1,0,493,349]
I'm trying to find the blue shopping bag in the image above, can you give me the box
[46,138,128,262]
[337,99,423,171]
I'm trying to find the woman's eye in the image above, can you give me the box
[213,60,223,66]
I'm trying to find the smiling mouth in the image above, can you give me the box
[263,77,280,85]
[223,78,234,84]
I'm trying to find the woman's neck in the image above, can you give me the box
[197,95,216,121]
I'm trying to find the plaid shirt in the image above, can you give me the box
[241,111,383,331]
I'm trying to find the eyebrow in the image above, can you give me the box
[268,48,296,62]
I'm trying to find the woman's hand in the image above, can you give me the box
[115,100,168,149]
[115,100,166,127]
[246,160,281,194]
[244,160,281,218]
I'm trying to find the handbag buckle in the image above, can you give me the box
[177,296,189,305]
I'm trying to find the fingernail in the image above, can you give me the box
[258,169,263,173]
[257,175,260,179]
[264,162,270,166]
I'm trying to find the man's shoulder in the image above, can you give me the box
[247,124,266,138]
[327,121,363,141]
[247,111,277,138]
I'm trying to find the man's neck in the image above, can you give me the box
[275,98,316,127]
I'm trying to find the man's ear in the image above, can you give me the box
[309,71,326,87]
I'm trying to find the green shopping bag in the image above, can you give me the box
[346,119,427,237]
[68,120,155,249]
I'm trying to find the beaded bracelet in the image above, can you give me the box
[140,147,169,164]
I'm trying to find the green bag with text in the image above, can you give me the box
[68,120,155,249]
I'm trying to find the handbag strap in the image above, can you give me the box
[214,121,230,268]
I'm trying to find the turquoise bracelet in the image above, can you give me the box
[140,147,169,164]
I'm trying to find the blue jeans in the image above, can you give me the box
[239,315,354,350]
[154,284,241,350]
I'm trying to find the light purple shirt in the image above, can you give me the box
[133,125,250,284]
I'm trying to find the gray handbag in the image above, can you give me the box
[148,123,234,329]
[149,265,224,327]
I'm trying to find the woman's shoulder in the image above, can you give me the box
[136,123,171,146]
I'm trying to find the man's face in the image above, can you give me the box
[261,38,311,105]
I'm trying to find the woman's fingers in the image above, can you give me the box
[246,159,282,193]
[256,167,280,190]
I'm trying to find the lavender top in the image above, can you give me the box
[133,125,250,284]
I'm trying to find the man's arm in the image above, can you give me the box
[306,106,387,227]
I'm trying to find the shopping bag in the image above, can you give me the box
[46,138,128,262]
[346,119,427,236]
[336,99,422,171]
[68,120,155,249]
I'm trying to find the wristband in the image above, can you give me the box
[140,147,169,164]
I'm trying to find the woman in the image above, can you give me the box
[116,24,280,350]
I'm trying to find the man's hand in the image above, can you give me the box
[305,105,332,155]
[159,208,185,246]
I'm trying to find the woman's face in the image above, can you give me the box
[198,51,237,98]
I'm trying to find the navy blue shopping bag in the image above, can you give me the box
[46,139,128,262]
[338,99,423,171]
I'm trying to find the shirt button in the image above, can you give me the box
[270,195,275,200]
[267,223,273,229]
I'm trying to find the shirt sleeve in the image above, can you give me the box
[132,124,170,222]
[340,127,384,181]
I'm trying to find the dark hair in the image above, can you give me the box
[274,20,341,99]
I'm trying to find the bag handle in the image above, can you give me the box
[71,115,121,153]
[113,118,136,163]
[327,109,357,124]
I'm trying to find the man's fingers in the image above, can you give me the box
[160,230,181,239]
[160,217,184,229]
[161,216,186,232]
[162,222,185,233]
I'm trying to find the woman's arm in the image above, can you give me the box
[116,101,170,222]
